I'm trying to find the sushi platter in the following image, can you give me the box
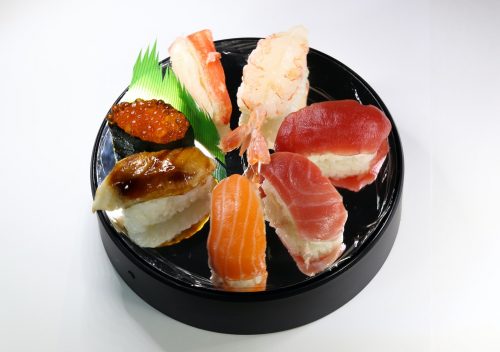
[91,27,403,334]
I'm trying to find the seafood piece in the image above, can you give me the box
[260,152,347,276]
[107,98,193,160]
[169,29,232,138]
[274,100,392,192]
[219,107,270,165]
[207,174,267,291]
[220,25,309,165]
[92,147,215,247]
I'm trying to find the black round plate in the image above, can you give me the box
[91,38,404,334]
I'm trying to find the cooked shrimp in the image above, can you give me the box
[220,25,309,166]
[220,107,270,166]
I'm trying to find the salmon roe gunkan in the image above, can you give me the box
[107,99,190,144]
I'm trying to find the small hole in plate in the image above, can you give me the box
[128,270,135,279]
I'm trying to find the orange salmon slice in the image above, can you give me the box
[207,174,267,291]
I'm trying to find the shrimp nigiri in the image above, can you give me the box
[220,26,309,165]
[207,174,267,291]
[169,29,232,138]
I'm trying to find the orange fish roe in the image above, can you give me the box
[107,99,190,144]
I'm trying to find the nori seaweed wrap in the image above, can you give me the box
[107,98,194,160]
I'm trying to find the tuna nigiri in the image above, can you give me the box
[274,100,392,192]
[207,174,267,291]
[260,152,347,276]
[169,29,232,138]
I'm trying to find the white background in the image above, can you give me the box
[1,0,499,351]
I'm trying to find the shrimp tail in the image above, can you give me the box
[220,108,271,166]
[247,129,271,165]
[220,125,251,153]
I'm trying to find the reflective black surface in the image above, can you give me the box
[91,39,403,333]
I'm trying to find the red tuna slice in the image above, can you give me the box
[274,100,392,191]
[260,152,347,242]
[274,100,392,155]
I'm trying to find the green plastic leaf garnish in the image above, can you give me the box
[122,42,226,181]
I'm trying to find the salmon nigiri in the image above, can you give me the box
[260,152,347,276]
[169,29,232,138]
[207,174,267,292]
[274,100,392,192]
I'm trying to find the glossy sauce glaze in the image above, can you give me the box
[108,147,214,205]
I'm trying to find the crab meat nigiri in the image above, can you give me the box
[275,100,392,192]
[169,29,232,138]
[207,174,267,291]
[220,25,309,165]
[260,152,347,276]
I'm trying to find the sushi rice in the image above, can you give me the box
[307,152,376,179]
[116,177,214,248]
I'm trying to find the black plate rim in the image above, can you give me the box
[91,38,404,302]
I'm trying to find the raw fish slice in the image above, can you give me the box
[261,153,347,241]
[207,174,267,291]
[274,100,391,191]
[169,29,232,138]
[260,152,347,276]
[275,100,391,155]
